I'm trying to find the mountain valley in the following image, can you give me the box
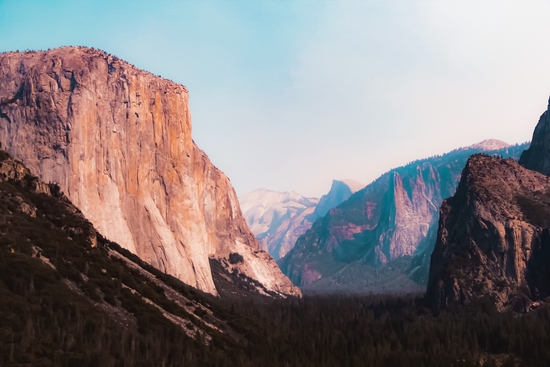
[4,140,548,367]
[3,46,550,367]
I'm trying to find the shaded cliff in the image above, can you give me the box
[520,98,550,174]
[279,142,527,292]
[0,47,299,297]
[426,155,550,312]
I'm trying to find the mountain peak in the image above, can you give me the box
[310,179,362,220]
[335,179,364,193]
[239,189,319,261]
[465,139,510,151]
[427,154,550,311]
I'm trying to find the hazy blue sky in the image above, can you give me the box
[1,1,549,197]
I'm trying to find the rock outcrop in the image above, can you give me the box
[519,98,550,175]
[426,155,550,312]
[0,47,300,297]
[239,189,318,261]
[279,143,527,292]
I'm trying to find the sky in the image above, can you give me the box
[1,0,549,197]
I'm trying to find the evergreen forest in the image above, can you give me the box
[0,150,547,367]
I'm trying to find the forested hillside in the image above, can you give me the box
[1,147,548,366]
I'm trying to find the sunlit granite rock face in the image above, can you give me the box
[0,47,300,297]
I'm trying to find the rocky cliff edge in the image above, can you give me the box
[426,154,550,311]
[0,47,300,297]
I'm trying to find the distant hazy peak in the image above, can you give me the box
[465,139,510,151]
[309,179,362,220]
[238,188,319,261]
[335,179,364,193]
[239,188,318,211]
[240,187,310,198]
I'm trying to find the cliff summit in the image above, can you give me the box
[0,46,300,297]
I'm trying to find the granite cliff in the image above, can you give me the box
[425,155,550,312]
[520,98,550,174]
[279,141,527,292]
[0,47,299,297]
[427,101,550,312]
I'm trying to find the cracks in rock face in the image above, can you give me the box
[0,110,11,124]
[69,71,77,92]
[0,83,25,124]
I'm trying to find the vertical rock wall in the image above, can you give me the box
[0,47,300,297]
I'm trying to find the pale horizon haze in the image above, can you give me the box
[1,1,548,197]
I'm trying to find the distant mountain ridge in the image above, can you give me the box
[239,189,319,261]
[279,140,529,293]
[239,179,363,261]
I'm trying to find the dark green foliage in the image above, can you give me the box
[0,154,243,366]
[229,252,244,264]
[206,294,550,367]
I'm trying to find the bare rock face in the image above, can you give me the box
[426,155,550,312]
[0,47,300,297]
[279,163,447,289]
[519,98,550,175]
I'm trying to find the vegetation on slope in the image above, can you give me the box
[0,151,243,366]
[1,149,550,366]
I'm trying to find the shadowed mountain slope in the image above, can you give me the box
[427,99,550,312]
[426,154,550,312]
